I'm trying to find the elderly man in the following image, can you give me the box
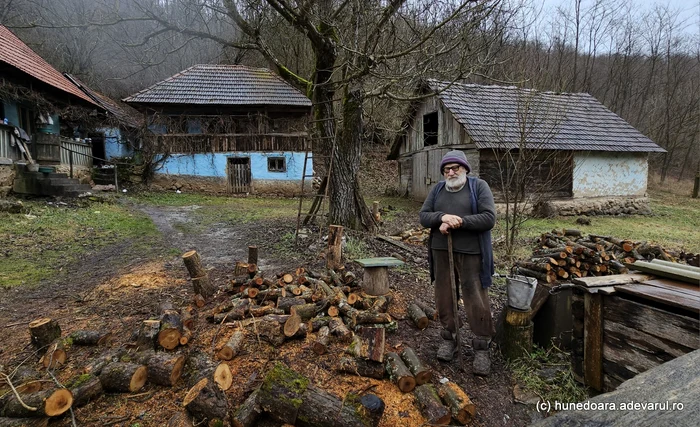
[419,150,496,375]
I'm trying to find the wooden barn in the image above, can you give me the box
[388,81,665,205]
[124,65,313,195]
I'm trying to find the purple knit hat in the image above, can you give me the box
[440,150,471,174]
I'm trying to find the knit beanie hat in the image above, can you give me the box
[440,150,471,174]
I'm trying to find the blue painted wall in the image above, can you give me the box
[100,127,134,160]
[572,152,648,197]
[157,151,312,181]
[1,100,60,134]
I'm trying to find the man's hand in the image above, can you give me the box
[439,223,451,235]
[441,214,462,229]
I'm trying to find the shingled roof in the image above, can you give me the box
[391,81,663,157]
[65,74,142,129]
[123,64,312,107]
[0,25,99,107]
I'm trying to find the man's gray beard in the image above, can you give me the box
[445,174,467,192]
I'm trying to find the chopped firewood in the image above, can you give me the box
[327,305,340,317]
[385,352,415,393]
[0,387,73,418]
[28,318,61,351]
[328,317,353,343]
[159,304,183,350]
[407,303,429,329]
[413,384,451,425]
[66,374,103,408]
[438,380,476,425]
[179,327,192,346]
[82,348,126,376]
[68,330,111,346]
[257,314,307,346]
[135,350,186,386]
[99,362,148,393]
[290,303,319,322]
[183,353,232,391]
[414,301,437,320]
[343,271,356,284]
[277,297,306,314]
[283,313,302,337]
[355,321,398,333]
[0,417,49,426]
[217,330,245,361]
[308,317,331,332]
[183,378,229,424]
[399,347,431,385]
[167,412,193,427]
[135,319,160,351]
[357,326,386,363]
[337,357,385,379]
[312,326,330,355]
[232,388,262,427]
[370,295,390,313]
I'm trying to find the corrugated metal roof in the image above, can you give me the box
[0,25,99,107]
[123,64,312,107]
[429,80,664,153]
[65,73,142,128]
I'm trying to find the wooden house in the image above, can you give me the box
[388,81,665,208]
[123,64,313,194]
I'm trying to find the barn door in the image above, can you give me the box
[227,157,251,193]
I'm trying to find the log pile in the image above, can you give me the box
[393,228,430,245]
[517,229,699,282]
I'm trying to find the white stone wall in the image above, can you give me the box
[572,152,648,198]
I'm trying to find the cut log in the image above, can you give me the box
[414,301,437,320]
[276,297,306,314]
[66,374,103,408]
[82,348,126,376]
[182,250,207,278]
[40,341,67,369]
[192,276,216,299]
[136,319,161,351]
[167,412,193,427]
[217,330,245,361]
[407,303,429,329]
[232,388,262,427]
[183,353,232,391]
[248,245,258,265]
[357,327,386,363]
[337,357,385,379]
[28,318,61,350]
[399,347,431,385]
[505,307,532,326]
[327,305,340,317]
[193,294,206,308]
[183,378,229,423]
[284,313,302,337]
[355,321,398,333]
[308,317,332,332]
[179,327,192,346]
[68,330,111,346]
[385,352,415,392]
[502,321,533,361]
[0,388,73,418]
[159,310,183,350]
[234,261,249,276]
[312,326,330,355]
[290,303,318,321]
[136,351,186,386]
[99,362,148,393]
[413,384,451,425]
[326,225,344,270]
[438,381,475,425]
[371,295,390,313]
[343,271,357,284]
[328,317,353,343]
[0,418,48,426]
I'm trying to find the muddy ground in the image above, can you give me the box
[0,199,533,427]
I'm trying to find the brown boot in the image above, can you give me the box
[472,337,491,376]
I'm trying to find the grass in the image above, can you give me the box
[509,345,589,405]
[0,200,160,287]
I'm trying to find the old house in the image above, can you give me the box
[0,25,104,196]
[123,64,313,194]
[388,81,665,214]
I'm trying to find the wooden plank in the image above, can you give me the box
[572,274,654,288]
[603,296,699,349]
[354,257,405,268]
[614,284,700,313]
[639,278,700,297]
[375,235,421,255]
[627,261,700,285]
[583,292,603,391]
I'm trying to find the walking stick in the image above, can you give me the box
[447,232,464,371]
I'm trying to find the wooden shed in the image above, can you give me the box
[571,272,699,392]
[388,80,665,202]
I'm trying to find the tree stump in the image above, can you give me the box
[399,347,431,385]
[363,267,389,296]
[232,388,262,427]
[326,225,344,270]
[438,380,476,425]
[385,352,415,392]
[28,318,61,350]
[502,321,534,361]
[99,362,148,393]
[66,374,103,408]
[183,378,229,423]
[217,330,245,361]
[248,245,258,265]
[0,388,73,418]
[413,384,451,425]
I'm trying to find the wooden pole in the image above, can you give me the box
[248,245,258,265]
[327,225,344,270]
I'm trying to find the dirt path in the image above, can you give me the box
[0,201,532,427]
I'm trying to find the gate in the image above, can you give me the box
[227,157,251,193]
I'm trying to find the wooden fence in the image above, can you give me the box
[0,125,21,160]
[60,138,93,168]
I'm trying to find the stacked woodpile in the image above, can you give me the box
[515,229,699,283]
[393,228,430,245]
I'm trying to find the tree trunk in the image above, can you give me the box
[183,378,229,423]
[28,318,61,350]
[99,362,148,393]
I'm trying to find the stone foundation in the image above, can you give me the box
[0,159,15,196]
[495,196,652,217]
[54,165,92,184]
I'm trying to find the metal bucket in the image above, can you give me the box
[506,274,538,311]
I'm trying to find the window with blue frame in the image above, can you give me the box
[267,157,286,172]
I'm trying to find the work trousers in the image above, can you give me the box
[432,250,495,339]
